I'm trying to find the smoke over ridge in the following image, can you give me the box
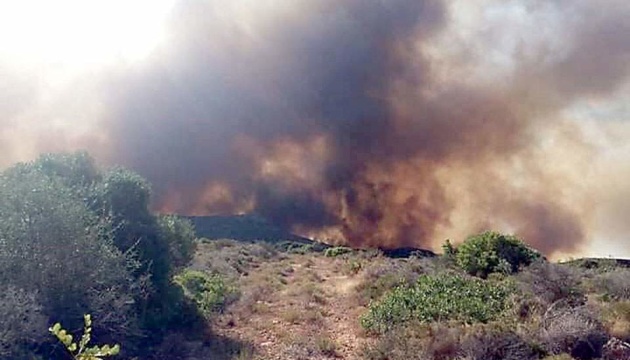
[2,0,630,257]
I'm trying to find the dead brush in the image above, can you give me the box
[591,269,630,301]
[459,323,539,360]
[539,304,608,359]
[516,261,584,306]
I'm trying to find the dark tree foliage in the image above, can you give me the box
[0,152,199,358]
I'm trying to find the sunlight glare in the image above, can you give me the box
[0,0,176,68]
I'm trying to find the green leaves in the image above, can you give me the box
[324,246,353,257]
[174,270,239,316]
[49,314,121,360]
[360,273,512,333]
[455,231,541,278]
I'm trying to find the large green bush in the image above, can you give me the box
[456,231,541,278]
[157,214,197,272]
[360,273,512,333]
[0,169,138,337]
[0,287,47,359]
[0,152,201,358]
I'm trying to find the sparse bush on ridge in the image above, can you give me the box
[324,246,353,257]
[455,231,541,278]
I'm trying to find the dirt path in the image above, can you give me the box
[310,257,366,358]
[213,254,368,359]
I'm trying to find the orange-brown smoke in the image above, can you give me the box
[2,0,630,257]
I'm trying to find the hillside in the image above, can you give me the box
[171,236,630,360]
[187,215,314,244]
[186,214,437,257]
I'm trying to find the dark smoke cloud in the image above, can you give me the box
[3,0,630,257]
[104,0,448,226]
[97,0,630,256]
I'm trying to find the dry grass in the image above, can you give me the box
[182,240,629,360]
[516,261,584,306]
[591,269,630,301]
[283,331,339,359]
[602,301,630,341]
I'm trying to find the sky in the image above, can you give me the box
[0,0,629,259]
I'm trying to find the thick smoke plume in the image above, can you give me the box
[2,0,630,256]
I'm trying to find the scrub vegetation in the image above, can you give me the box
[1,152,629,360]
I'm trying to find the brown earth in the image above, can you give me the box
[212,253,369,360]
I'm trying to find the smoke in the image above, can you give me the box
[2,0,630,257]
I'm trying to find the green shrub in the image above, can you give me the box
[442,239,456,257]
[157,215,197,271]
[175,270,239,316]
[354,259,423,306]
[0,152,202,356]
[286,243,316,254]
[360,273,512,333]
[324,246,353,257]
[0,169,139,349]
[456,231,541,277]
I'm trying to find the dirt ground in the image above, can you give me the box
[212,254,369,359]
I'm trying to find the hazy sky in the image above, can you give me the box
[1,0,629,258]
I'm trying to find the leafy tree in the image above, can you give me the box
[91,168,199,335]
[158,214,197,271]
[0,287,47,359]
[455,231,541,278]
[29,151,101,189]
[0,152,202,357]
[0,167,139,356]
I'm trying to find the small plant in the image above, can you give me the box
[442,239,456,257]
[324,246,353,257]
[174,270,239,316]
[347,259,363,274]
[360,273,512,333]
[315,335,338,356]
[49,314,120,360]
[286,243,316,254]
[456,231,541,278]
